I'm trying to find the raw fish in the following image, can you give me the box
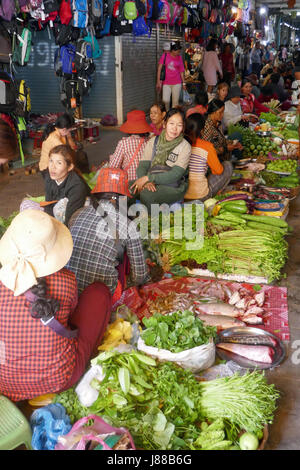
[196,314,246,330]
[195,301,241,317]
[217,343,274,363]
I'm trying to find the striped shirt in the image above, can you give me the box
[189,139,223,198]
[66,202,149,295]
[108,135,148,181]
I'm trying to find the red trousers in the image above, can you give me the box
[63,281,112,390]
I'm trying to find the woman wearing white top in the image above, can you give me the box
[223,87,250,131]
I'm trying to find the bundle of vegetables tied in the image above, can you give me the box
[54,350,280,450]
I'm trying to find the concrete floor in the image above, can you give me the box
[0,127,300,450]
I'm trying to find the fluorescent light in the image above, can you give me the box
[260,7,266,14]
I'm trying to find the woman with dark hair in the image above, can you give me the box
[186,90,208,118]
[156,41,186,111]
[0,118,18,165]
[202,39,223,95]
[201,99,242,161]
[130,108,191,209]
[39,113,89,175]
[220,43,235,85]
[149,103,166,136]
[184,113,233,201]
[0,210,112,401]
[240,79,273,117]
[43,144,90,226]
[108,110,152,181]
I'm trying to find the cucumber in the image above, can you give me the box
[240,214,289,228]
[246,221,287,234]
[219,204,247,214]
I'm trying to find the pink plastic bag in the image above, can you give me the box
[55,415,136,450]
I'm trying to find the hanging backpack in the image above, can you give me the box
[169,2,183,26]
[43,0,60,13]
[74,38,93,72]
[0,23,12,64]
[84,28,102,59]
[59,0,73,24]
[60,43,76,74]
[53,23,79,46]
[0,1,15,21]
[12,26,32,66]
[110,16,133,35]
[132,16,151,37]
[155,0,170,24]
[135,0,146,16]
[60,77,81,109]
[96,15,111,37]
[0,71,16,114]
[77,70,93,96]
[145,0,153,19]
[15,79,31,118]
[123,0,137,20]
[89,0,104,25]
[72,0,89,28]
[29,0,43,8]
[151,0,163,20]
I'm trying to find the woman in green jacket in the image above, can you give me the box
[130,108,191,211]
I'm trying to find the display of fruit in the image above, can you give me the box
[266,159,298,173]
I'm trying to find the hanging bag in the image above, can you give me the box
[123,138,145,175]
[160,52,167,81]
[59,0,73,24]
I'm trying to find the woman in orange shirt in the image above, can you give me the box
[184,113,233,201]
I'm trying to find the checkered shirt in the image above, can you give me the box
[108,135,148,181]
[66,202,149,295]
[0,269,78,402]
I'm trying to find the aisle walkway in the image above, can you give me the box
[0,128,299,450]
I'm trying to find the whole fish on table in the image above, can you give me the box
[196,314,245,330]
[194,301,242,317]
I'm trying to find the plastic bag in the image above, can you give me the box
[137,336,215,373]
[53,197,68,223]
[30,403,72,450]
[75,365,105,408]
[182,89,193,105]
[55,415,136,450]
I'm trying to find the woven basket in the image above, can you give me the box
[288,185,300,200]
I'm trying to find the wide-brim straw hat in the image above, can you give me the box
[0,210,73,296]
[119,110,152,134]
[91,167,132,198]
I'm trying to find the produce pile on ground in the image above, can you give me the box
[141,310,217,352]
[228,124,281,158]
[54,350,279,450]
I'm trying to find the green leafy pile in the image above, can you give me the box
[141,310,216,353]
[54,351,280,450]
[0,212,18,238]
[216,229,288,282]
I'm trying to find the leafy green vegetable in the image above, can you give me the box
[54,352,279,450]
[141,310,216,353]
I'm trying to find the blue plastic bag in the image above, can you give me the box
[30,403,72,450]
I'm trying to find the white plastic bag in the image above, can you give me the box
[182,89,193,105]
[75,365,105,407]
[137,337,215,373]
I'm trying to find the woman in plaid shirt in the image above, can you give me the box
[108,110,152,181]
[0,210,112,401]
[67,168,150,305]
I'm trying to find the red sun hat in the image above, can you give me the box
[119,110,152,134]
[91,168,132,198]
